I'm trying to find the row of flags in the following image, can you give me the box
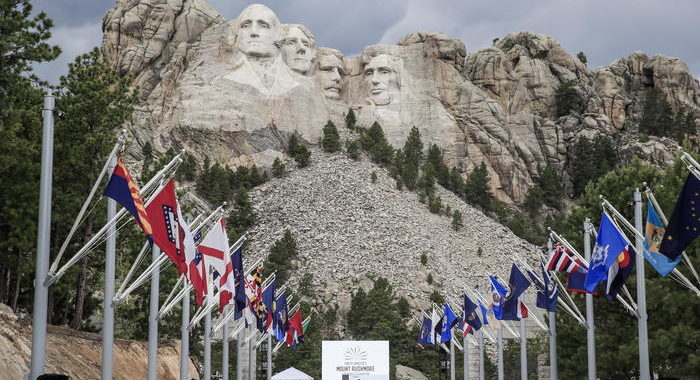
[103,156,307,348]
[417,171,700,347]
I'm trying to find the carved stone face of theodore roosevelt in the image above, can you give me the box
[235,4,280,58]
[315,49,344,99]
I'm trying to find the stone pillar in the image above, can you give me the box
[537,353,551,380]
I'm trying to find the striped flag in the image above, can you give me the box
[547,243,583,273]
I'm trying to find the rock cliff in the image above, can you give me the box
[0,303,198,380]
[101,1,699,204]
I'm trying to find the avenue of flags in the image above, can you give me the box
[30,135,310,380]
[27,100,700,380]
[413,161,700,380]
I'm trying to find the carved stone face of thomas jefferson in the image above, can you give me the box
[315,49,344,99]
[281,25,315,75]
[364,54,400,106]
[235,4,279,58]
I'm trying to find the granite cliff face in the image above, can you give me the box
[101,1,699,203]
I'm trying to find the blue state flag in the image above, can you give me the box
[584,212,634,294]
[489,276,507,320]
[440,303,459,343]
[479,301,489,325]
[463,294,482,332]
[417,316,432,348]
[502,264,531,320]
[659,173,700,260]
[537,264,558,312]
[645,200,682,276]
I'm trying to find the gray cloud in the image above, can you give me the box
[30,0,700,85]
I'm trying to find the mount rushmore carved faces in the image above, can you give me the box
[315,48,344,100]
[235,4,280,58]
[281,25,316,75]
[364,54,401,106]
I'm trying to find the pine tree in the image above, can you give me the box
[361,121,394,166]
[262,230,298,284]
[0,0,60,312]
[227,188,256,238]
[451,210,464,231]
[287,134,311,168]
[554,81,583,117]
[346,139,360,160]
[449,167,465,197]
[536,164,563,208]
[427,194,442,214]
[321,120,341,152]
[426,144,450,187]
[400,127,423,189]
[53,47,137,329]
[345,108,357,130]
[576,51,588,65]
[272,157,286,177]
[464,162,494,212]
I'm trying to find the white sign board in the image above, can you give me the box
[322,341,390,380]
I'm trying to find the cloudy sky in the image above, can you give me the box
[32,0,700,84]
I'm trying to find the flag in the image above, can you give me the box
[440,303,459,343]
[659,173,700,260]
[103,156,153,243]
[417,316,432,348]
[479,301,489,325]
[274,292,289,342]
[430,307,441,344]
[566,268,594,294]
[463,294,482,333]
[244,267,263,326]
[144,179,187,274]
[189,251,208,306]
[262,279,277,333]
[645,200,682,276]
[547,243,582,273]
[501,264,531,320]
[489,276,507,320]
[286,309,304,347]
[584,212,636,299]
[536,265,558,312]
[232,247,246,320]
[198,219,229,275]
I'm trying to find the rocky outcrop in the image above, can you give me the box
[101,2,700,204]
[0,303,198,380]
[245,150,537,328]
[395,365,429,380]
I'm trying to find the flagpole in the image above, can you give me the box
[204,308,212,380]
[237,330,244,380]
[478,329,485,380]
[547,239,558,380]
[520,318,527,380]
[180,286,190,380]
[450,338,456,380]
[100,156,117,380]
[463,333,469,380]
[147,245,160,380]
[249,328,256,380]
[267,333,272,379]
[497,327,504,380]
[29,92,55,380]
[223,305,230,380]
[634,189,651,380]
[583,218,597,380]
